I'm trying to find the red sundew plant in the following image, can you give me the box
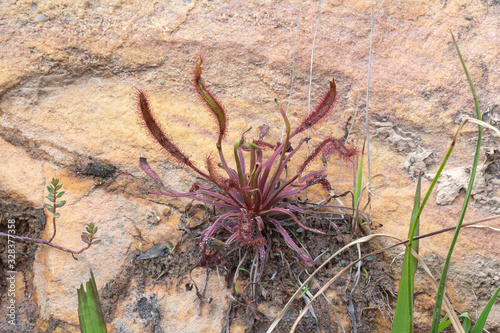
[137,60,356,271]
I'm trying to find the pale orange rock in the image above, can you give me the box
[0,0,499,332]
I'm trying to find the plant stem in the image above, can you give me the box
[0,232,91,254]
[48,190,57,243]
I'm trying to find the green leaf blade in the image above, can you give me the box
[55,200,66,208]
[44,204,54,213]
[470,287,500,333]
[392,175,421,333]
[77,270,107,333]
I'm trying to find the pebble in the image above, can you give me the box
[34,13,47,22]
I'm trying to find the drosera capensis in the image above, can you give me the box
[137,59,357,279]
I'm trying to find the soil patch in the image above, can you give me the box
[129,200,396,332]
[0,195,44,332]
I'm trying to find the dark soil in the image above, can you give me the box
[1,194,486,333]
[0,194,44,332]
[125,200,397,333]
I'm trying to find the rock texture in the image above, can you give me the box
[0,0,499,332]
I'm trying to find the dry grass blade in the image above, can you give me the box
[265,233,402,333]
[465,225,500,231]
[306,273,346,333]
[289,239,402,332]
[353,174,387,222]
[216,266,238,303]
[453,117,500,142]
[277,214,500,333]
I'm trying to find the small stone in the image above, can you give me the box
[34,14,47,22]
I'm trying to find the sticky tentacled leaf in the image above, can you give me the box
[137,90,192,166]
[136,89,210,179]
[291,79,337,138]
[297,137,356,174]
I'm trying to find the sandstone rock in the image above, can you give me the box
[0,0,499,332]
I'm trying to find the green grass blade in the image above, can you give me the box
[77,269,107,333]
[470,286,500,333]
[461,313,471,332]
[409,175,421,274]
[438,313,471,333]
[392,176,421,333]
[353,153,362,210]
[438,314,451,332]
[353,143,364,228]
[429,33,483,333]
[407,138,456,248]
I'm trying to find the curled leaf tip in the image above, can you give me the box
[275,98,290,135]
[194,60,227,146]
[195,58,203,77]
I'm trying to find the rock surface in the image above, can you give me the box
[0,0,499,332]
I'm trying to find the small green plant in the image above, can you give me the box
[299,283,310,298]
[239,267,250,274]
[138,59,356,274]
[0,178,100,255]
[45,178,66,242]
[165,242,175,253]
